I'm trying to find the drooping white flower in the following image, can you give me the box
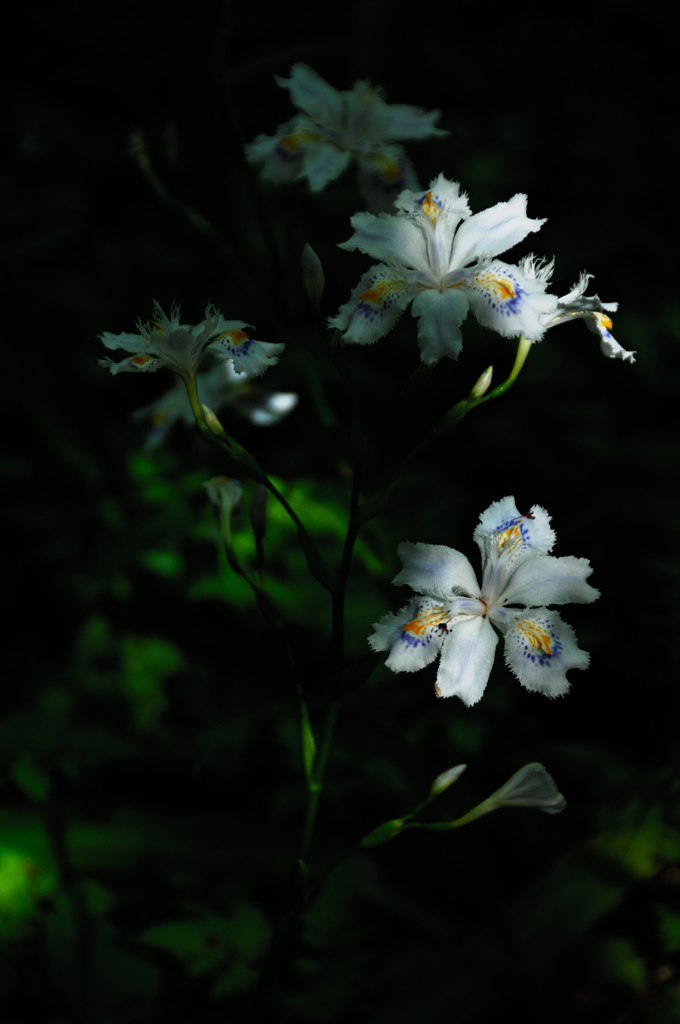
[531,265,635,363]
[369,497,599,706]
[245,64,447,211]
[329,175,558,363]
[99,301,284,379]
[132,363,298,449]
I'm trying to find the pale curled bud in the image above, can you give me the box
[468,366,493,400]
[486,763,566,815]
[203,476,243,517]
[429,764,467,798]
[301,243,325,314]
[201,403,228,438]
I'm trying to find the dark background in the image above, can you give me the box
[2,2,679,1021]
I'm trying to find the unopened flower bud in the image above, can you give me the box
[201,403,228,438]
[468,366,493,399]
[429,764,467,798]
[301,243,325,315]
[204,476,243,517]
[487,763,566,815]
[361,818,405,848]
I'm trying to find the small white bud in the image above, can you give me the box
[201,403,228,438]
[429,764,467,798]
[468,366,493,399]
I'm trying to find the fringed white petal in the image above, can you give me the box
[499,554,600,608]
[369,597,448,672]
[450,193,546,269]
[393,541,480,601]
[329,264,413,344]
[466,260,558,342]
[411,287,469,363]
[435,616,498,705]
[504,609,589,697]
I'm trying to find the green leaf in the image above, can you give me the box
[301,703,316,783]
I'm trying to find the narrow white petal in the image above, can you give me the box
[99,330,147,353]
[338,210,429,271]
[474,498,556,605]
[369,598,448,672]
[504,609,589,697]
[98,354,162,374]
[244,118,310,183]
[466,260,558,341]
[393,541,480,601]
[450,193,545,269]
[435,616,498,705]
[411,287,469,363]
[277,64,344,126]
[356,147,420,215]
[500,554,600,607]
[586,312,636,363]
[370,102,448,142]
[208,325,284,377]
[329,264,413,344]
[474,497,555,561]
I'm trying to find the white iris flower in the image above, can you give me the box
[369,497,599,706]
[99,301,283,380]
[330,174,557,363]
[245,64,447,211]
[331,175,632,365]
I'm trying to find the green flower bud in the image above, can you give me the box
[429,764,467,798]
[361,818,405,848]
[468,366,493,399]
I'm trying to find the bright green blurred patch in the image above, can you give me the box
[121,636,184,729]
[0,847,56,937]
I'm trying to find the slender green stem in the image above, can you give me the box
[183,373,203,423]
[299,697,341,866]
[395,335,533,478]
[332,455,364,664]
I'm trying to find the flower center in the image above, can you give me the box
[417,190,441,226]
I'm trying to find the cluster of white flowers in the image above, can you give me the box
[329,174,634,364]
[99,65,632,731]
